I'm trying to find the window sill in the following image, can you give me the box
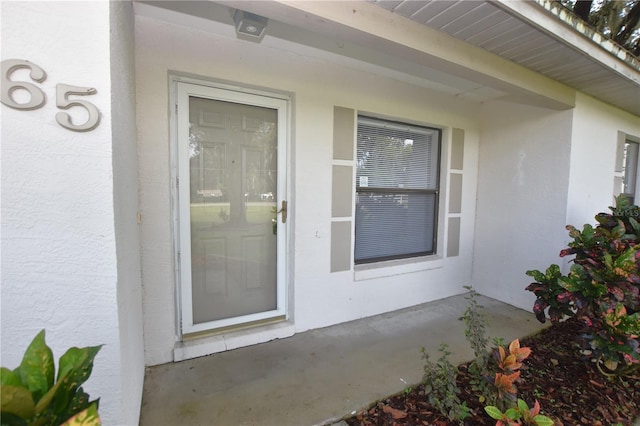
[354,255,443,281]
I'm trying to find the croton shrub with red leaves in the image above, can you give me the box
[525,195,640,375]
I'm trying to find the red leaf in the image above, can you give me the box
[530,399,541,417]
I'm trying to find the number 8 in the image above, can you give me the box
[1,59,47,110]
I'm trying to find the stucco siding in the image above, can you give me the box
[135,10,481,365]
[0,2,130,424]
[110,1,146,424]
[566,93,640,228]
[473,101,573,310]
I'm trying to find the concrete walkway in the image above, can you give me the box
[140,294,544,426]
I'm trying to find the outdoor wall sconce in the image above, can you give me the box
[234,10,268,43]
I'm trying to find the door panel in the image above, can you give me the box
[177,82,287,334]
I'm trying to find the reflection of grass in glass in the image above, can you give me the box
[190,202,276,225]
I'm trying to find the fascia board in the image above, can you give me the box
[495,0,640,84]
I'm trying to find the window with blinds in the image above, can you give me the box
[355,116,441,264]
[623,140,639,204]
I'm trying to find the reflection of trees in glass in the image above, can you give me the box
[189,123,203,159]
[189,123,227,203]
[245,121,277,201]
[357,132,415,189]
[187,98,279,228]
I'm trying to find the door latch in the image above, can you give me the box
[272,200,287,235]
[277,200,287,223]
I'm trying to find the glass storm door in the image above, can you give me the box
[177,82,288,335]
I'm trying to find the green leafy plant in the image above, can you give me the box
[526,195,640,375]
[591,303,640,374]
[525,265,570,324]
[485,399,554,426]
[420,344,470,423]
[0,330,102,426]
[462,287,493,404]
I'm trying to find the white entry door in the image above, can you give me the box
[176,81,288,335]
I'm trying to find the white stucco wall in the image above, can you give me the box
[110,1,145,424]
[473,94,639,312]
[135,8,481,365]
[1,2,143,424]
[566,93,640,228]
[473,101,573,310]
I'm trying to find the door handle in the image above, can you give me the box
[277,200,287,223]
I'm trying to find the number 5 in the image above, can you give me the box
[56,83,100,132]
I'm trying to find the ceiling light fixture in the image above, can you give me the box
[234,10,268,43]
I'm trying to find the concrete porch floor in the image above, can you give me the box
[140,294,544,426]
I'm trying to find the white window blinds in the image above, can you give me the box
[355,116,440,263]
[623,141,639,203]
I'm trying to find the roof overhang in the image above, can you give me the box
[137,0,639,116]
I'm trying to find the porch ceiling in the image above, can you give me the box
[138,0,640,116]
[370,0,640,116]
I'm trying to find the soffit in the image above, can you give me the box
[137,0,639,116]
[369,0,640,116]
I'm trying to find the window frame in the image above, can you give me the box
[354,115,442,265]
[622,139,639,204]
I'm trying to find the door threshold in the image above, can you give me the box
[182,315,287,341]
[173,319,295,361]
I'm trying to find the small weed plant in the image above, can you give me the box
[420,344,470,423]
[461,287,493,404]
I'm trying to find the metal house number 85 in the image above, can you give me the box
[1,59,100,132]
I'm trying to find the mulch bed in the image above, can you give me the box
[344,318,640,425]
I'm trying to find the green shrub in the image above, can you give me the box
[1,330,102,425]
[525,195,640,375]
